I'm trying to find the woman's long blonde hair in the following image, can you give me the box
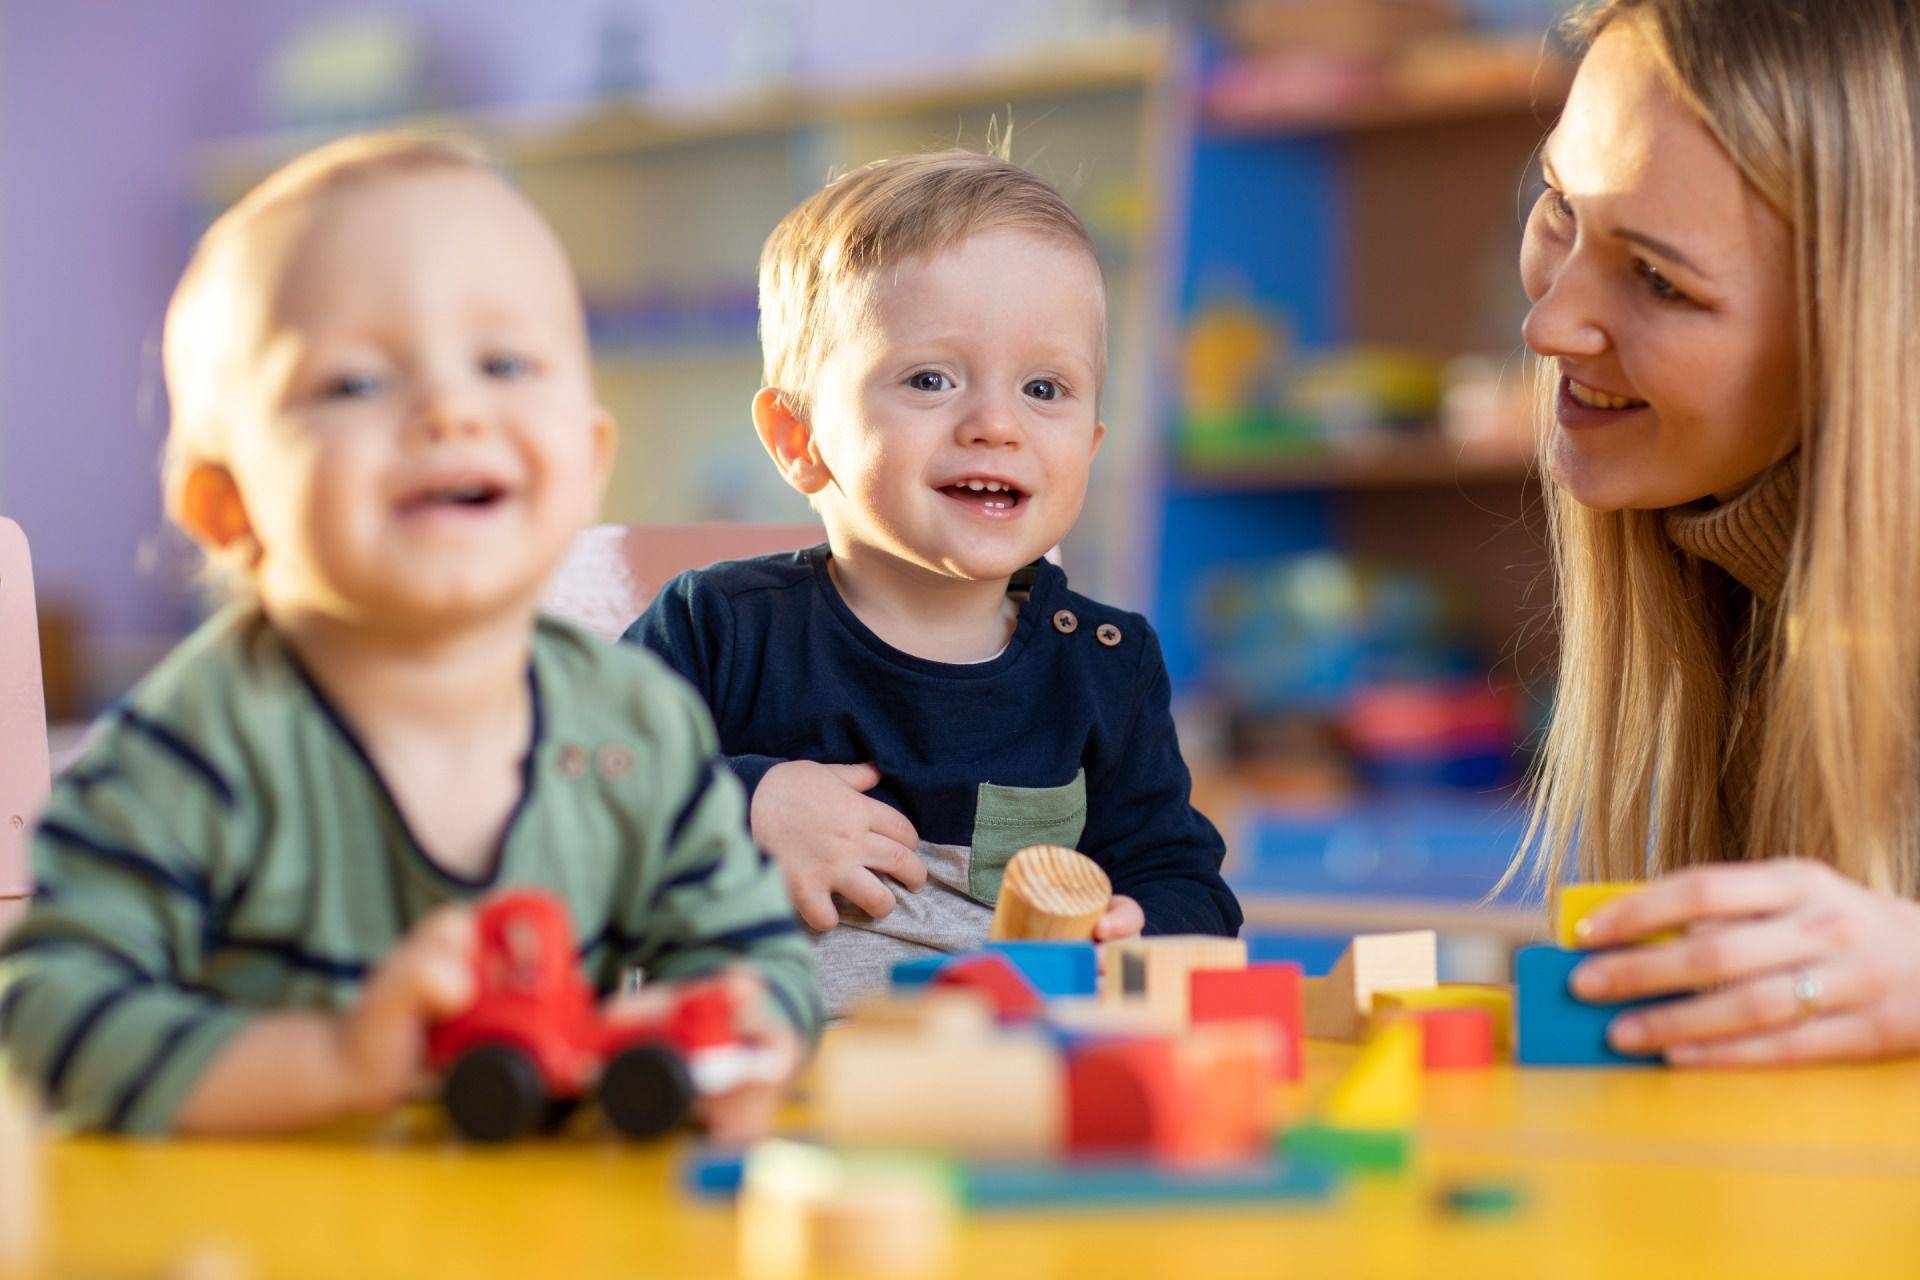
[1521,0,1920,898]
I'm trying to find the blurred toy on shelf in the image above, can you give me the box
[1193,554,1522,793]
[1440,354,1535,454]
[1177,296,1455,471]
[265,14,432,130]
[1221,0,1466,62]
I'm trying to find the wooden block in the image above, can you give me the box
[1064,1025,1274,1164]
[984,941,1098,997]
[1190,963,1304,1080]
[1281,1122,1411,1173]
[1554,882,1679,948]
[1371,984,1514,1052]
[1099,935,1248,1025]
[1321,1019,1421,1131]
[0,1078,37,1272]
[738,1141,957,1278]
[1044,997,1181,1039]
[1303,931,1437,1042]
[814,1029,1063,1158]
[989,845,1111,941]
[930,954,1044,1022]
[1173,1022,1282,1161]
[1410,1008,1496,1072]
[890,954,955,988]
[1515,945,1673,1067]
[844,988,996,1039]
[961,1157,1337,1210]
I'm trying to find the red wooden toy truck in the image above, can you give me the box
[427,889,755,1142]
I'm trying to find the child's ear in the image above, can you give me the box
[753,387,832,496]
[177,463,255,552]
[1090,420,1107,462]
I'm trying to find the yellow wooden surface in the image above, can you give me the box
[20,1045,1920,1280]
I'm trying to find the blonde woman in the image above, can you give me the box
[1516,0,1920,1065]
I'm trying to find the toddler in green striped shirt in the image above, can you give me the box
[0,134,818,1136]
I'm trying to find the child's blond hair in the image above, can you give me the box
[757,149,1102,420]
[160,133,492,541]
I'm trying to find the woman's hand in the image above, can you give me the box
[1568,859,1920,1066]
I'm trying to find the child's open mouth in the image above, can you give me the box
[937,478,1027,518]
[396,479,513,519]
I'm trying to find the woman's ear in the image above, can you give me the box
[177,463,255,552]
[752,387,833,496]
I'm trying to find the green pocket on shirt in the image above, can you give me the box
[968,769,1088,903]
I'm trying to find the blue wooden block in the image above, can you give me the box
[890,954,959,988]
[1515,944,1675,1067]
[680,1148,746,1200]
[962,1158,1338,1211]
[984,941,1098,997]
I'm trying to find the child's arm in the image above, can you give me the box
[1081,628,1245,937]
[172,907,475,1134]
[616,673,826,1052]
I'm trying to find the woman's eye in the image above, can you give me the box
[1024,378,1061,402]
[1635,259,1690,304]
[322,372,382,400]
[482,353,532,379]
[907,371,952,392]
[1544,188,1575,226]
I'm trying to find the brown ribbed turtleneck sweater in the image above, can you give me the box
[1661,451,1800,852]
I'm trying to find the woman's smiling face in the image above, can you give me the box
[1520,21,1802,510]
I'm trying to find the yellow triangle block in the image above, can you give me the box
[1321,1019,1421,1131]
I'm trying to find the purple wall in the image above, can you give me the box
[0,0,1059,669]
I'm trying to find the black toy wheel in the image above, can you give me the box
[540,1096,582,1135]
[598,1043,695,1139]
[443,1045,548,1143]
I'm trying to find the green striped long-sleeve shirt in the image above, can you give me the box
[0,606,820,1134]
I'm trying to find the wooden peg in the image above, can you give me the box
[989,845,1111,941]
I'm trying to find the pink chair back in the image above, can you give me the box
[0,518,49,929]
[542,522,824,639]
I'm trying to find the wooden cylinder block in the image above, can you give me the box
[989,845,1111,941]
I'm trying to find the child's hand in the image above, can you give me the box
[751,760,927,931]
[602,968,804,1144]
[334,905,477,1114]
[1093,894,1145,942]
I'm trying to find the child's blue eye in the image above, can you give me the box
[1024,378,1061,402]
[907,371,952,392]
[482,353,532,379]
[323,373,383,400]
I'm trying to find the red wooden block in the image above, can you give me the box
[1065,1032,1270,1164]
[1065,1039,1183,1157]
[930,954,1045,1023]
[1188,963,1304,1081]
[1415,1007,1496,1071]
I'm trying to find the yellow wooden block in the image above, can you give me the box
[1321,1019,1422,1132]
[1371,984,1515,1052]
[1555,882,1670,948]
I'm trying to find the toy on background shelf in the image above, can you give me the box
[426,891,781,1142]
[1194,554,1525,790]
[265,15,432,130]
[1220,0,1466,62]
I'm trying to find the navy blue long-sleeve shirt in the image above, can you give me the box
[623,546,1241,941]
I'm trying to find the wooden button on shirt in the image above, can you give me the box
[1053,609,1078,634]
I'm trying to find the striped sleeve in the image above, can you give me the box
[623,681,823,1042]
[0,748,252,1134]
